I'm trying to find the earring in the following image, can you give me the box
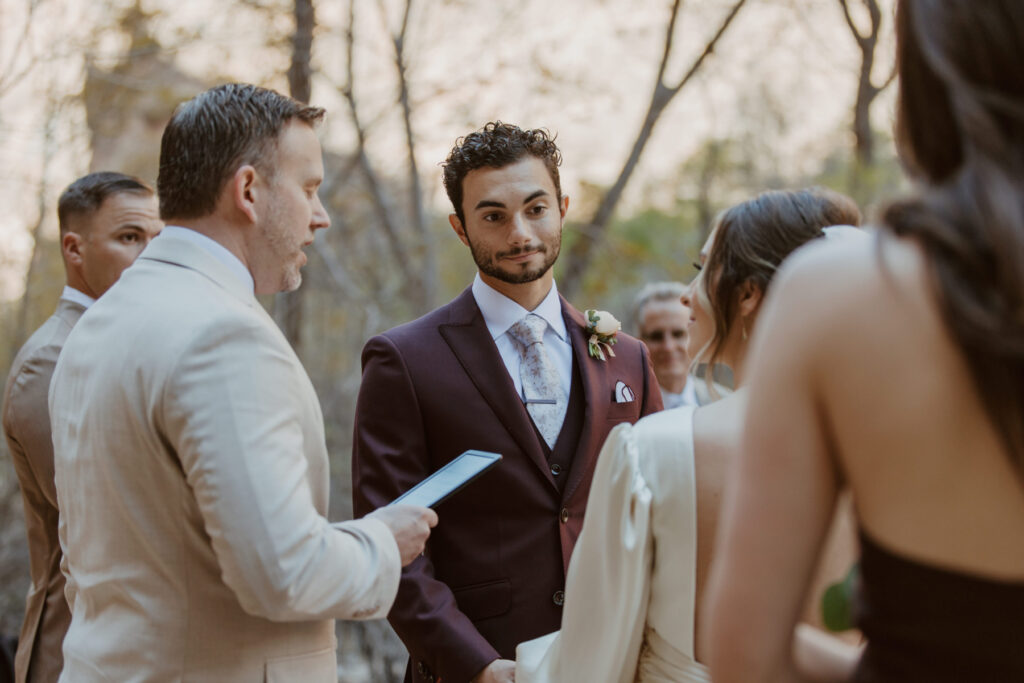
[742,319,748,341]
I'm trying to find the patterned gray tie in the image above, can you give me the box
[508,313,568,449]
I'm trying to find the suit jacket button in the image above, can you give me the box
[553,589,565,606]
[551,463,562,476]
[559,508,569,523]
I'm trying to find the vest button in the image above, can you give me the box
[551,463,562,476]
[559,508,569,523]
[553,589,565,606]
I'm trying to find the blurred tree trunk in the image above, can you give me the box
[9,98,58,359]
[9,189,49,359]
[838,0,894,172]
[274,0,316,353]
[560,0,748,300]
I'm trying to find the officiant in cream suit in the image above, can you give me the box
[47,84,436,682]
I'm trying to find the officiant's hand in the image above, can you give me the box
[471,659,515,683]
[369,505,438,566]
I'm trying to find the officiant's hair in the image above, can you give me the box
[883,0,1024,467]
[157,83,325,221]
[58,172,153,236]
[692,188,860,376]
[442,121,562,224]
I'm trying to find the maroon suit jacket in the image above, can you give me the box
[352,288,662,683]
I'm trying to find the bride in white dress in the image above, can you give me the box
[516,189,864,683]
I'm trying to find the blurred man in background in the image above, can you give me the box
[2,172,162,683]
[632,281,697,408]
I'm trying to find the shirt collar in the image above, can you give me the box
[471,273,568,343]
[60,286,96,310]
[158,225,255,293]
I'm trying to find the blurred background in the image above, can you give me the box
[0,0,897,679]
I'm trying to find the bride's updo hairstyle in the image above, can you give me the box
[883,0,1024,468]
[694,187,861,375]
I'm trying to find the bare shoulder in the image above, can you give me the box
[693,392,745,458]
[767,230,933,347]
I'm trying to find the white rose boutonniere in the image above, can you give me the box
[585,309,621,361]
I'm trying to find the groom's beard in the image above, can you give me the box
[467,235,561,285]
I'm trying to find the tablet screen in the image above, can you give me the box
[390,450,501,508]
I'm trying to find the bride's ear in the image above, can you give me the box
[738,280,764,318]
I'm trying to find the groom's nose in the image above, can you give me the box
[507,212,531,244]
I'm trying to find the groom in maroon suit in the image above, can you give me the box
[352,122,662,683]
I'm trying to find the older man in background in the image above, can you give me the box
[2,172,162,683]
[631,281,697,408]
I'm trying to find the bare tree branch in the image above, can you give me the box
[560,0,748,298]
[340,0,414,284]
[837,0,865,43]
[838,0,885,168]
[389,0,436,311]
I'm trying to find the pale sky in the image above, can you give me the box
[0,0,896,301]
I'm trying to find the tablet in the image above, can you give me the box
[389,450,502,508]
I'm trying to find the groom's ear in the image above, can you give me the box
[449,213,470,247]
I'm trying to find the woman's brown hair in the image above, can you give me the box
[694,187,861,375]
[884,0,1024,471]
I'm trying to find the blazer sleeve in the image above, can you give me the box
[353,334,501,683]
[162,316,401,622]
[638,342,664,417]
[516,423,654,683]
[4,347,60,509]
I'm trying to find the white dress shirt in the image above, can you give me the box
[471,274,573,403]
[157,225,255,293]
[61,286,96,311]
[662,379,699,409]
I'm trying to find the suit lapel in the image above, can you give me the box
[561,299,609,501]
[439,289,556,490]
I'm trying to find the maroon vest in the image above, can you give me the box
[532,357,585,496]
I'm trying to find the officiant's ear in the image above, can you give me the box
[559,194,569,220]
[231,165,260,223]
[449,213,470,247]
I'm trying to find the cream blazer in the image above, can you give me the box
[48,233,400,682]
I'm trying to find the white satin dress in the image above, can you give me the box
[516,406,709,682]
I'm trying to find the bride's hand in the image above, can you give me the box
[472,658,515,683]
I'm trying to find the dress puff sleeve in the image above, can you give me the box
[516,422,654,683]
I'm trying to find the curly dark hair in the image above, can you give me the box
[157,83,325,221]
[442,121,562,224]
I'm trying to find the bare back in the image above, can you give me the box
[812,233,1024,578]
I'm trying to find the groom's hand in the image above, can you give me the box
[471,659,515,683]
[368,504,438,566]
